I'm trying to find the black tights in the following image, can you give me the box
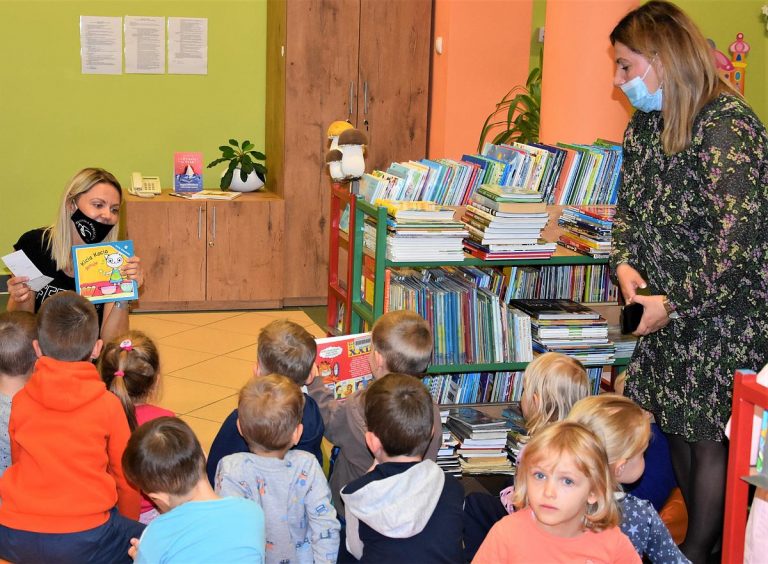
[667,434,728,564]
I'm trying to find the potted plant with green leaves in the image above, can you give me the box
[207,139,267,192]
[477,64,542,152]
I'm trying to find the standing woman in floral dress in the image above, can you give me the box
[609,2,768,562]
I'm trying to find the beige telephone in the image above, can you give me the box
[130,172,162,197]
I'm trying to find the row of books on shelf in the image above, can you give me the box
[356,139,623,208]
[503,263,619,303]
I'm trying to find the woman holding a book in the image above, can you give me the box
[6,168,143,342]
[609,2,768,562]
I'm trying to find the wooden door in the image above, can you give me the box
[205,193,285,305]
[123,193,206,308]
[357,0,432,172]
[277,0,361,304]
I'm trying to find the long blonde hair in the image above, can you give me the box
[512,421,621,532]
[566,394,651,464]
[46,168,122,272]
[522,352,589,436]
[610,0,734,154]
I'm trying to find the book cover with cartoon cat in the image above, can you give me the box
[72,240,138,304]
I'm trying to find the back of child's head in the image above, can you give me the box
[364,372,433,458]
[521,352,589,436]
[122,416,204,496]
[566,394,651,464]
[513,421,620,532]
[257,319,316,385]
[238,373,305,452]
[36,291,99,361]
[371,310,432,375]
[98,330,160,431]
[0,311,38,377]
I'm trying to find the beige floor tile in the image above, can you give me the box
[159,326,258,356]
[186,395,239,423]
[128,315,198,340]
[304,323,330,338]
[224,343,259,362]
[205,312,282,336]
[133,311,247,326]
[170,356,254,390]
[260,310,315,326]
[157,375,237,415]
[157,343,217,373]
[181,415,223,456]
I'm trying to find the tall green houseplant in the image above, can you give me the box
[477,63,542,152]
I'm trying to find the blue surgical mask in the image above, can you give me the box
[620,62,662,112]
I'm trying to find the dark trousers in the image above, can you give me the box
[0,508,145,564]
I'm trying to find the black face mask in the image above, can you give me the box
[70,207,114,244]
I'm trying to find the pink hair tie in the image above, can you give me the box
[119,339,133,352]
[114,370,125,378]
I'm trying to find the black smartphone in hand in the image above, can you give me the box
[620,302,644,335]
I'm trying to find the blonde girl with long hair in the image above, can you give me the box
[7,168,143,342]
[473,421,639,563]
[568,395,688,563]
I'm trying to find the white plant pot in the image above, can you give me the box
[227,168,265,192]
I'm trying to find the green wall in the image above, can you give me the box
[679,0,767,123]
[0,0,266,258]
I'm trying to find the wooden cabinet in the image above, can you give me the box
[266,0,432,305]
[123,191,285,311]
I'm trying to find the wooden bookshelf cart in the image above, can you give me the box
[723,369,765,563]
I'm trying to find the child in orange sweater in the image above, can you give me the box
[0,291,142,564]
[473,421,639,563]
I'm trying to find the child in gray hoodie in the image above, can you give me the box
[340,373,463,563]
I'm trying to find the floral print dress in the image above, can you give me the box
[610,93,768,442]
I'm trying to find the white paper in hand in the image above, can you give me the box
[2,250,54,292]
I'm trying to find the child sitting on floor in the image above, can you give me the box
[308,310,442,518]
[215,374,339,564]
[341,373,464,562]
[567,394,689,563]
[0,311,37,477]
[123,416,266,563]
[473,421,639,563]
[99,330,174,524]
[206,319,325,485]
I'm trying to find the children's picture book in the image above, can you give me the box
[315,332,374,400]
[71,241,138,304]
[174,151,204,193]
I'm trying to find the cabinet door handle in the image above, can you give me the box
[211,205,216,244]
[363,81,368,115]
[348,81,355,119]
[198,205,203,239]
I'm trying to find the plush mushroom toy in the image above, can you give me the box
[325,149,345,181]
[338,128,367,179]
[327,120,354,150]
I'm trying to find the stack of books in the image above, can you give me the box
[501,406,528,466]
[365,200,468,262]
[510,299,615,366]
[461,184,556,260]
[609,327,637,359]
[437,424,461,478]
[557,206,615,259]
[447,408,514,475]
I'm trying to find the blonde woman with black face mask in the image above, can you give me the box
[610,2,768,562]
[7,168,143,342]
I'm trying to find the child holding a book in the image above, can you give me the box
[206,319,325,485]
[215,374,339,563]
[123,417,266,563]
[308,310,442,518]
[0,311,37,477]
[99,330,174,524]
[567,395,689,563]
[473,421,639,563]
[341,373,464,562]
[463,352,589,559]
[0,291,143,564]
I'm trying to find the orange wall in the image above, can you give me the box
[539,0,638,144]
[429,0,534,159]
